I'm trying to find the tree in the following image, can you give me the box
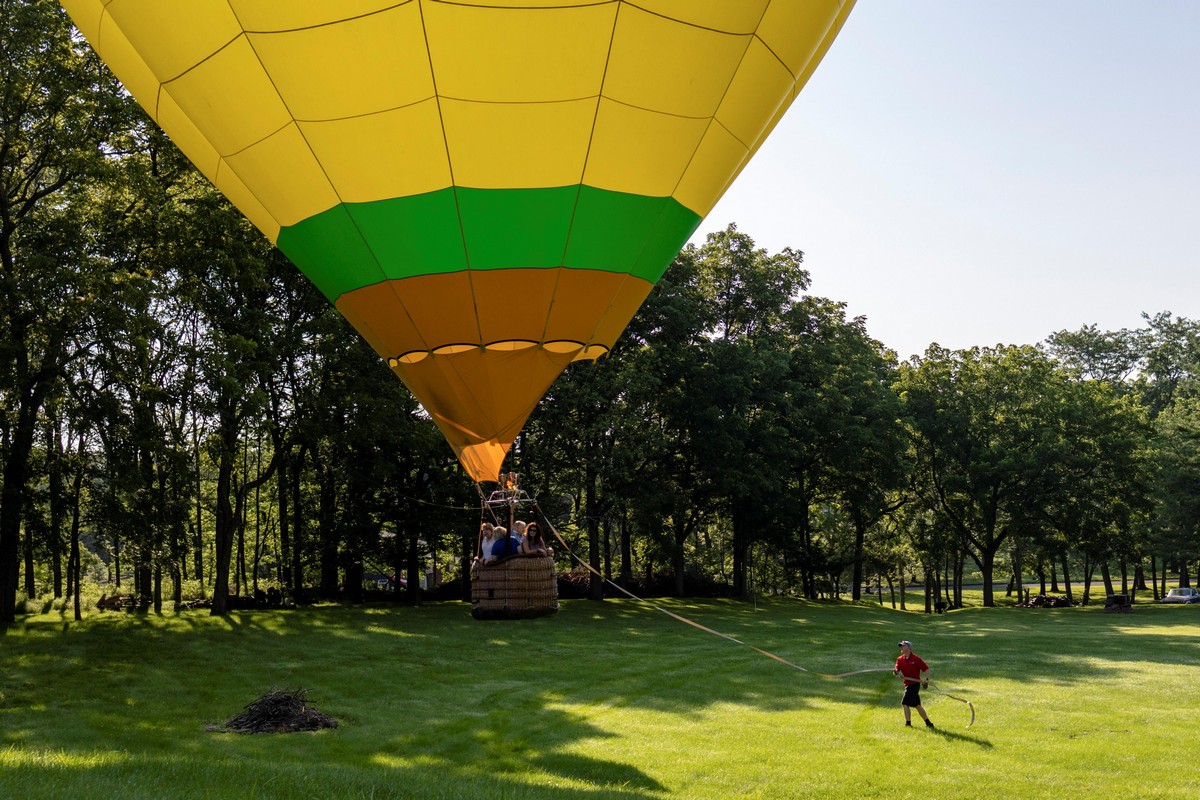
[901,344,1152,607]
[781,296,908,598]
[690,225,808,597]
[1130,312,1200,418]
[1152,396,1200,586]
[1045,324,1141,386]
[901,347,1064,605]
[0,0,133,622]
[162,176,297,616]
[604,244,720,596]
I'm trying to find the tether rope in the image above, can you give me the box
[530,500,893,681]
[467,485,976,726]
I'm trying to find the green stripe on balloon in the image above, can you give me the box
[567,186,701,283]
[276,186,701,302]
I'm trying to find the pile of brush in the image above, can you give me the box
[215,689,338,734]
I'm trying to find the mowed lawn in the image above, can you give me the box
[2,597,1197,799]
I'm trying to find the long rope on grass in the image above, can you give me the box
[531,501,893,681]
[475,489,978,727]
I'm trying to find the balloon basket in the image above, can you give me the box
[470,555,559,620]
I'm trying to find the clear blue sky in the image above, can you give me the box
[691,1,1200,360]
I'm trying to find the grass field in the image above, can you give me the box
[2,597,1198,799]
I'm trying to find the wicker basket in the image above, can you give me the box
[471,555,559,620]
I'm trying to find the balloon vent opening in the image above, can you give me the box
[388,340,608,368]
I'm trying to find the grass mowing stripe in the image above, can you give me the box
[2,598,1198,799]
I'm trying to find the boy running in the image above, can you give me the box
[894,640,934,728]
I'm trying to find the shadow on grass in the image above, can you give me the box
[3,597,1199,797]
[927,727,993,748]
[2,604,677,799]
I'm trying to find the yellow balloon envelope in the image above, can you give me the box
[62,0,855,482]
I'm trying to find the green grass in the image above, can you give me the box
[2,598,1198,799]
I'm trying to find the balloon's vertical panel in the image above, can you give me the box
[60,0,856,482]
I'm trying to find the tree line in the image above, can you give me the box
[3,3,1198,624]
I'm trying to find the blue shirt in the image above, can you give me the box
[491,535,521,558]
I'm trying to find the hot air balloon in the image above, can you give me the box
[61,0,855,483]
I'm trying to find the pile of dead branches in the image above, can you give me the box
[1016,594,1074,608]
[215,689,338,734]
[97,593,141,611]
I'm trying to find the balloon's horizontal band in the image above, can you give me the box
[335,268,652,366]
[387,340,609,366]
[278,185,700,301]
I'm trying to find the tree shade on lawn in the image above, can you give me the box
[60,0,855,481]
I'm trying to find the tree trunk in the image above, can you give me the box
[978,547,997,607]
[391,522,411,604]
[277,448,290,588]
[460,522,473,603]
[317,460,339,598]
[619,510,632,587]
[23,520,36,600]
[1010,546,1023,600]
[958,551,968,606]
[731,501,750,598]
[1060,554,1073,604]
[0,368,49,623]
[172,562,183,606]
[345,560,364,604]
[585,461,603,601]
[47,419,65,599]
[602,516,612,585]
[69,460,84,622]
[250,432,264,595]
[850,511,867,602]
[290,445,306,597]
[192,414,205,591]
[1100,561,1115,598]
[671,514,687,597]
[153,564,162,614]
[236,465,248,596]
[69,526,81,622]
[796,484,815,599]
[406,528,421,604]
[112,531,121,588]
[1081,556,1095,606]
[209,420,239,616]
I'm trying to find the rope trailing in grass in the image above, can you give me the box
[532,502,978,727]
[931,682,977,729]
[533,503,884,679]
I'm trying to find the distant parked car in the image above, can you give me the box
[1160,587,1200,604]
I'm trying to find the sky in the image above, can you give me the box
[690,1,1200,361]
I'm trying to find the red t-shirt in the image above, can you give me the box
[894,652,928,684]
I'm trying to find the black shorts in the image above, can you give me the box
[902,682,923,707]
